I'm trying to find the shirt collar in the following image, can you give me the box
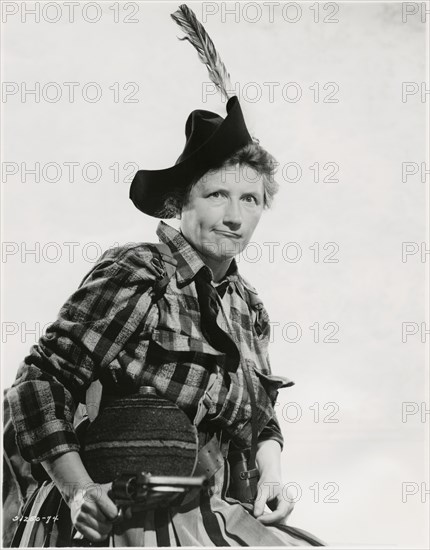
[156,221,241,289]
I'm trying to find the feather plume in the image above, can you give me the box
[171,4,232,101]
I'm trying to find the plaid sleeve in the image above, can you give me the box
[6,246,160,464]
[257,350,286,451]
[255,304,294,453]
[258,416,285,451]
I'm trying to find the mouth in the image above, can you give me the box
[214,230,242,239]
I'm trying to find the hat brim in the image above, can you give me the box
[129,96,252,218]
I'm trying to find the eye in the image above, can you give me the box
[243,194,258,205]
[208,191,226,199]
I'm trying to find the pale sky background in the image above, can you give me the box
[1,1,429,548]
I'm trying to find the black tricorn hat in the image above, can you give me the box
[129,96,252,218]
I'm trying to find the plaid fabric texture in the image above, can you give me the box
[7,222,293,464]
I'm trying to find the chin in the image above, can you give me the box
[204,239,242,260]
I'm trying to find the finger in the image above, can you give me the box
[256,509,285,524]
[80,496,118,526]
[76,510,114,535]
[93,502,119,525]
[97,492,119,521]
[253,484,273,517]
[253,494,267,518]
[74,523,111,544]
[82,485,119,522]
[77,500,119,535]
[256,500,294,525]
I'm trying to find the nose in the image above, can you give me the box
[223,199,242,230]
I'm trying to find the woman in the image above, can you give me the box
[6,96,324,546]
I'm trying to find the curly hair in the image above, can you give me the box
[156,140,279,218]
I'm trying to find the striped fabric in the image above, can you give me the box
[7,221,293,464]
[107,453,326,547]
[10,438,325,547]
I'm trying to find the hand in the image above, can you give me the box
[70,482,120,543]
[253,474,295,525]
[253,439,294,524]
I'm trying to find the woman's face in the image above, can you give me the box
[180,163,265,262]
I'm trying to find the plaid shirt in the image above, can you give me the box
[7,222,293,464]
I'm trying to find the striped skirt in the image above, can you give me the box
[107,454,325,547]
[10,434,325,548]
[11,457,325,547]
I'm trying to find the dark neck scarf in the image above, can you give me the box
[194,270,240,372]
